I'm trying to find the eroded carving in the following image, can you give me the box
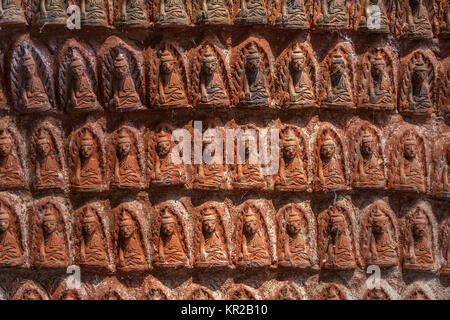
[275,282,303,300]
[13,281,48,300]
[319,283,347,300]
[226,284,257,300]
[230,124,265,190]
[80,0,110,26]
[276,0,310,29]
[188,286,215,300]
[440,217,450,275]
[193,119,227,190]
[432,135,449,198]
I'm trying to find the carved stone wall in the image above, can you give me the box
[0,0,448,300]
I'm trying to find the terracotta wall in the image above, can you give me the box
[0,0,448,300]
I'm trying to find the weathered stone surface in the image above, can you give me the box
[0,1,447,300]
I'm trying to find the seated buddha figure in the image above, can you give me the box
[404,207,434,270]
[80,0,108,26]
[322,208,356,269]
[153,130,185,186]
[37,204,69,268]
[236,0,268,24]
[317,133,345,191]
[363,54,393,108]
[323,52,352,108]
[278,0,309,29]
[114,129,142,188]
[156,50,188,108]
[155,208,188,267]
[79,206,108,269]
[34,128,62,189]
[394,134,425,192]
[316,0,348,28]
[18,53,50,113]
[0,0,27,25]
[407,55,432,114]
[36,0,67,24]
[238,206,270,267]
[197,206,228,267]
[240,45,269,106]
[0,129,21,188]
[353,131,385,189]
[358,0,389,33]
[404,0,433,38]
[195,129,225,189]
[67,53,98,112]
[280,207,310,267]
[276,128,307,190]
[198,47,229,107]
[156,0,190,25]
[364,207,397,267]
[234,131,264,188]
[118,0,149,26]
[198,0,231,24]
[73,129,102,190]
[110,54,142,111]
[0,203,24,267]
[285,45,315,107]
[117,208,147,271]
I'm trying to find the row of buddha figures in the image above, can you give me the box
[1,0,450,37]
[0,278,443,300]
[0,36,448,119]
[0,194,448,274]
[0,115,448,196]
